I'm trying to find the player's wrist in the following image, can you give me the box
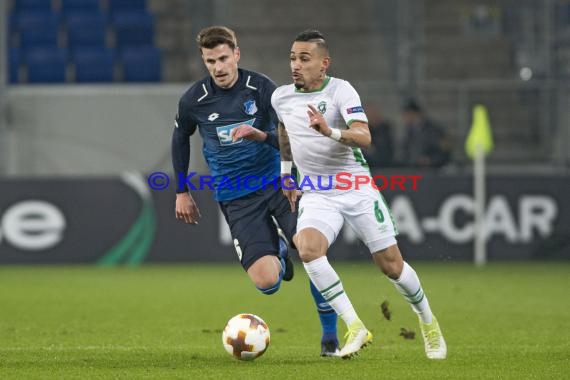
[280,161,293,174]
[329,128,342,141]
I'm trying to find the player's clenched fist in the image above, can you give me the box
[175,192,201,225]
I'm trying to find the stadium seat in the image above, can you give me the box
[16,11,61,51]
[113,11,154,48]
[8,13,18,47]
[73,47,115,83]
[14,10,61,28]
[15,10,60,30]
[9,49,21,84]
[66,12,107,49]
[61,0,101,13]
[26,47,68,83]
[559,3,570,26]
[13,0,53,12]
[108,0,147,14]
[121,46,161,82]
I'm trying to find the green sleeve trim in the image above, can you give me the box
[347,119,367,127]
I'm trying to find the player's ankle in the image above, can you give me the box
[321,332,338,343]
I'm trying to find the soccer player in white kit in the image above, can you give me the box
[271,30,447,359]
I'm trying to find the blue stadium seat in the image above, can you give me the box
[122,46,161,82]
[66,12,107,49]
[108,0,147,13]
[13,0,53,12]
[15,10,60,31]
[73,47,115,83]
[113,11,154,48]
[61,0,101,13]
[26,48,68,83]
[16,11,60,51]
[559,3,570,26]
[8,13,18,47]
[9,49,21,84]
[8,11,17,30]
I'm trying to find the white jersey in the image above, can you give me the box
[271,77,370,195]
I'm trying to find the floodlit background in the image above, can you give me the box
[0,1,568,378]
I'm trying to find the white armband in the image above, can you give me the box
[281,161,293,174]
[329,128,342,141]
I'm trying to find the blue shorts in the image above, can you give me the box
[219,187,296,271]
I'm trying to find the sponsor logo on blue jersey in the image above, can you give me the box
[346,106,364,114]
[216,118,256,146]
[243,100,258,115]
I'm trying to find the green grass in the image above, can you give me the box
[0,262,568,379]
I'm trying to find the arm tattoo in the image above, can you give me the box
[340,122,371,148]
[278,123,293,161]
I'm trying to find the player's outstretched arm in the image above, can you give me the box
[278,122,298,212]
[278,122,293,163]
[307,104,371,148]
[172,122,201,225]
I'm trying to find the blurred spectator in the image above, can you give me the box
[362,105,395,168]
[399,99,452,168]
[464,4,501,35]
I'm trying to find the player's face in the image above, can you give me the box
[201,44,241,88]
[290,41,329,91]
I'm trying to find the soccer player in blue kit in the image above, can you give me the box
[171,26,340,356]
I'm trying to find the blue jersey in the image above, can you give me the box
[172,69,280,201]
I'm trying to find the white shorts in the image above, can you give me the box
[297,186,398,254]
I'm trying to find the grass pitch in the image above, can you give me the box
[0,262,568,379]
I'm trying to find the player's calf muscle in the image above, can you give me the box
[372,245,404,279]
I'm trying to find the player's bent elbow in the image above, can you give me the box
[359,135,372,149]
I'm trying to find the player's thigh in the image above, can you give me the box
[297,192,344,248]
[342,188,398,253]
[219,192,278,271]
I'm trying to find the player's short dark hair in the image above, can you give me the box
[196,26,237,51]
[294,29,329,54]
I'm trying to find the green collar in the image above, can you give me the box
[295,76,331,93]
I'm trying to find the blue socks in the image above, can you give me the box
[310,280,338,343]
[278,236,288,260]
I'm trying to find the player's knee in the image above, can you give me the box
[296,230,328,262]
[256,276,282,295]
[253,269,282,294]
[298,243,326,262]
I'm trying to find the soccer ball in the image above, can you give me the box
[222,313,270,361]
